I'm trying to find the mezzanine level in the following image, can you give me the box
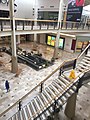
[0,18,90,37]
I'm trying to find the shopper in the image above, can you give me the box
[5,80,10,92]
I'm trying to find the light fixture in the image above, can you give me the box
[1,0,7,4]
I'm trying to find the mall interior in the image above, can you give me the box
[0,0,90,120]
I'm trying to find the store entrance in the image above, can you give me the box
[76,41,89,52]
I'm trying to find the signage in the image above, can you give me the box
[46,35,65,49]
[66,0,85,22]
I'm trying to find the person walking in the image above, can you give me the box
[5,80,10,92]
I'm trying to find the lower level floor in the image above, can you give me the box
[0,42,90,120]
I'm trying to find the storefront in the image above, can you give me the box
[76,34,90,52]
[46,34,65,50]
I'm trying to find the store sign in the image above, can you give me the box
[66,0,85,22]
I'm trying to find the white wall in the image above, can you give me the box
[0,0,68,18]
[64,37,73,52]
[38,0,68,11]
[0,0,34,18]
[82,5,90,18]
[15,0,34,18]
[0,3,9,10]
[39,33,74,52]
[39,34,46,44]
[38,0,59,11]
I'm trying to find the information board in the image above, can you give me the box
[66,0,85,22]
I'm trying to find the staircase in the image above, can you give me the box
[2,44,90,120]
[8,75,78,120]
[76,54,90,72]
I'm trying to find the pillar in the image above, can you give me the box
[33,0,38,50]
[16,35,20,44]
[63,11,67,22]
[64,93,77,119]
[10,0,18,73]
[53,0,63,59]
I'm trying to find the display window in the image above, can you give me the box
[46,34,65,49]
[51,36,55,46]
[47,36,51,45]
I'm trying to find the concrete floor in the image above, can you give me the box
[0,42,90,120]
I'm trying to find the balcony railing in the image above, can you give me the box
[0,17,90,32]
[0,56,89,119]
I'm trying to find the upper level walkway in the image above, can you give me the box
[0,18,90,36]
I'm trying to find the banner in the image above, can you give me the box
[66,0,85,22]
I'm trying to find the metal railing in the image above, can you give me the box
[0,17,90,32]
[0,58,75,118]
[0,55,89,118]
[0,43,90,119]
[77,43,90,59]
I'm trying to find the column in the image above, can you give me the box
[33,0,38,50]
[16,35,20,44]
[10,0,18,73]
[53,0,63,59]
[64,93,77,119]
[16,35,20,48]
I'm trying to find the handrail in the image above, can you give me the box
[0,17,89,33]
[0,17,10,20]
[0,57,77,117]
[0,56,90,118]
[0,17,83,24]
[9,67,90,120]
[15,18,57,22]
[77,43,90,59]
[15,18,80,24]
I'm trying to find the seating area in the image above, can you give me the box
[0,47,53,70]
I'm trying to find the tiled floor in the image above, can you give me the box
[0,42,90,120]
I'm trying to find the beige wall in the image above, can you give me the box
[39,33,74,52]
[64,37,73,52]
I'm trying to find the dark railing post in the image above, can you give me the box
[1,21,3,31]
[40,83,43,93]
[61,21,63,29]
[85,46,89,55]
[47,22,49,30]
[23,21,24,30]
[53,99,60,113]
[76,78,83,93]
[59,22,60,29]
[31,21,34,30]
[53,100,57,112]
[18,100,22,111]
[15,21,17,30]
[73,59,77,69]
[59,68,62,76]
[40,22,41,30]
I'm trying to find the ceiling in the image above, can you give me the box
[85,0,90,6]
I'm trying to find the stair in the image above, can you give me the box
[22,107,28,120]
[27,104,33,120]
[82,59,90,64]
[8,53,90,120]
[76,55,90,72]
